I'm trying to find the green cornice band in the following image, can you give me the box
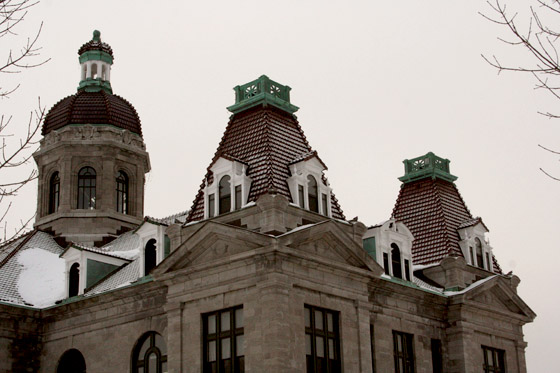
[79,50,113,64]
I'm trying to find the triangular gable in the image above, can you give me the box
[152,221,273,275]
[449,276,536,321]
[277,221,383,275]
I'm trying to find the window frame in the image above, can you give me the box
[304,304,341,373]
[132,331,168,373]
[203,306,244,373]
[49,171,60,214]
[77,167,96,210]
[482,346,506,373]
[219,175,232,215]
[393,330,415,373]
[116,170,129,214]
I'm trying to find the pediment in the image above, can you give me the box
[153,221,272,275]
[460,277,536,321]
[278,221,382,275]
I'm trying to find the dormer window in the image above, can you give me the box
[69,263,80,297]
[391,243,403,279]
[363,220,414,281]
[204,157,251,219]
[307,175,319,213]
[287,156,332,216]
[219,175,232,214]
[144,239,157,275]
[475,238,484,269]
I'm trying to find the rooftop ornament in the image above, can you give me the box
[227,75,299,114]
[77,30,114,94]
[399,152,458,184]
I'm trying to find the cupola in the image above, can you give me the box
[77,30,114,94]
[34,30,150,247]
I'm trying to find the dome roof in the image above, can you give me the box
[78,30,114,58]
[42,90,142,136]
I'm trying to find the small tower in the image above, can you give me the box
[33,31,150,247]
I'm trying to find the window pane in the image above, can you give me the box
[208,314,216,334]
[235,308,243,328]
[162,361,167,373]
[329,338,335,359]
[208,341,217,362]
[138,367,144,373]
[316,336,324,357]
[222,338,231,359]
[235,185,242,210]
[305,334,312,355]
[322,193,328,216]
[304,307,311,328]
[139,339,150,360]
[148,352,157,373]
[314,310,323,330]
[236,335,244,357]
[327,313,333,332]
[298,185,305,208]
[221,311,230,331]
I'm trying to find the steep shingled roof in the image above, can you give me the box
[186,105,344,222]
[392,178,472,265]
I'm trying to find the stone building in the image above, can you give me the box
[0,31,535,373]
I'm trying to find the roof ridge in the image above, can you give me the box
[0,230,37,268]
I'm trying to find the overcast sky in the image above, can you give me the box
[4,0,559,370]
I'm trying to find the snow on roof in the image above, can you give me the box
[17,248,65,308]
[0,231,64,307]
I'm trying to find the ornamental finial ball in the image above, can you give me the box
[93,30,101,41]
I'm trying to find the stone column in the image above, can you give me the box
[165,302,184,373]
[355,300,373,372]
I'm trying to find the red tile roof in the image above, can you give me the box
[186,105,344,222]
[42,90,142,136]
[392,177,501,273]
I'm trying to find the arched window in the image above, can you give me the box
[391,243,402,279]
[91,63,98,79]
[81,64,87,80]
[307,175,318,213]
[475,238,484,269]
[101,65,107,80]
[57,348,86,373]
[132,332,168,373]
[145,239,157,275]
[116,171,129,214]
[49,172,60,214]
[77,167,96,209]
[219,175,231,215]
[69,263,80,297]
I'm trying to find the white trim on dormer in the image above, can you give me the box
[363,219,414,281]
[203,157,252,218]
[457,222,494,271]
[287,156,332,216]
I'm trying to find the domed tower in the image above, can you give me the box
[33,30,150,247]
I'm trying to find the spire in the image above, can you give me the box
[77,30,114,94]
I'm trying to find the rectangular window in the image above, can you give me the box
[383,253,390,275]
[298,185,305,208]
[404,260,411,281]
[321,193,328,216]
[208,194,215,218]
[482,346,505,373]
[305,305,341,372]
[203,306,244,373]
[431,339,442,373]
[393,331,414,373]
[485,253,491,271]
[235,185,242,210]
[469,247,474,265]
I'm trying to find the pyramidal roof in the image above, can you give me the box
[186,75,344,222]
[391,152,501,272]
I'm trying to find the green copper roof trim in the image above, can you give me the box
[227,75,299,114]
[77,78,113,94]
[79,50,113,64]
[398,152,458,184]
